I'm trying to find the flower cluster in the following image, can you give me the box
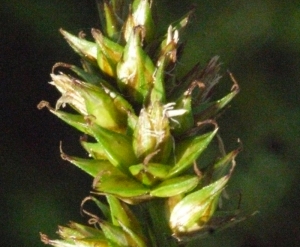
[39,1,240,246]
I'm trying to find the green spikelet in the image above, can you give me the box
[39,1,244,246]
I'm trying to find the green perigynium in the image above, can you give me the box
[38,0,243,246]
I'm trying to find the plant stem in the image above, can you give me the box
[136,199,179,247]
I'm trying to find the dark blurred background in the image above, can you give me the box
[1,0,300,246]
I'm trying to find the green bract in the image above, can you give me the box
[39,1,242,246]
